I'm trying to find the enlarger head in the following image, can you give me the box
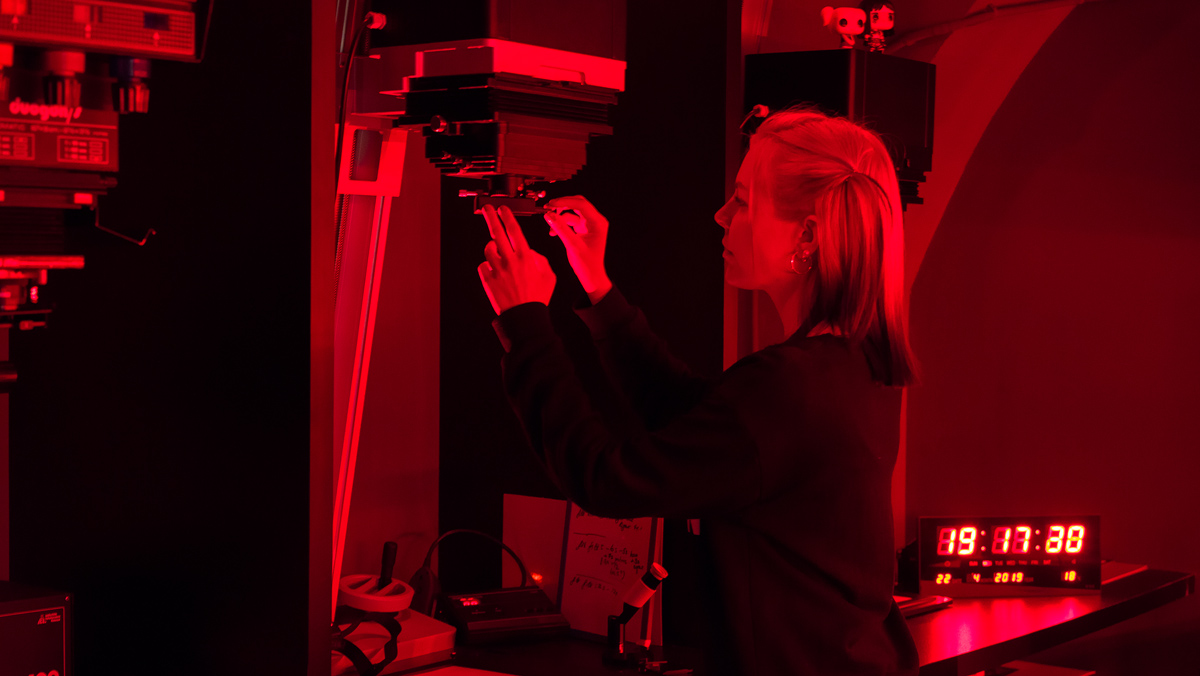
[352,0,627,214]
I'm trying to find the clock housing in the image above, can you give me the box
[918,515,1101,597]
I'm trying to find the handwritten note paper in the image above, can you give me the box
[502,494,569,605]
[559,505,662,642]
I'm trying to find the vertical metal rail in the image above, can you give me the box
[331,194,392,619]
[0,327,8,581]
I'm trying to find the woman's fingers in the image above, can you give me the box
[481,204,514,259]
[542,205,588,235]
[545,195,595,213]
[544,195,605,232]
[476,262,500,314]
[483,239,503,271]
[497,206,529,252]
[544,211,583,247]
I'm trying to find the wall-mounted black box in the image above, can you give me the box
[745,50,936,208]
[369,0,626,60]
[0,581,72,676]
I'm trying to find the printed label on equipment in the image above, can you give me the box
[0,132,35,160]
[57,136,108,164]
[0,606,66,676]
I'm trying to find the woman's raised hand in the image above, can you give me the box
[543,195,613,304]
[478,204,556,315]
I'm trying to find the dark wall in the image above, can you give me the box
[8,3,313,675]
[437,0,731,616]
[907,1,1200,673]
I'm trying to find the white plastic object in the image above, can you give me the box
[338,574,414,614]
[364,12,387,30]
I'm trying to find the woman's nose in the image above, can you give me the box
[715,203,731,230]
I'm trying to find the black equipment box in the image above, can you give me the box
[438,587,569,644]
[0,581,72,676]
[369,0,625,61]
[745,49,936,208]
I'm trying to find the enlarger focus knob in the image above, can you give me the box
[0,43,12,104]
[113,81,150,114]
[338,541,413,614]
[338,574,414,614]
[111,57,151,114]
[42,50,85,108]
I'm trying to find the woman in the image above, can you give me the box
[476,105,920,675]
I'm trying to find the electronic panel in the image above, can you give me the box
[0,0,204,61]
[0,100,118,171]
[919,516,1101,597]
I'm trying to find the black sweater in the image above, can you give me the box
[492,288,919,675]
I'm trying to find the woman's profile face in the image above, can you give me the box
[715,140,803,291]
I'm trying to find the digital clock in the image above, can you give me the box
[918,516,1100,597]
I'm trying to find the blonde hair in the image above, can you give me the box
[753,105,917,387]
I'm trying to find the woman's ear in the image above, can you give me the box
[797,215,819,249]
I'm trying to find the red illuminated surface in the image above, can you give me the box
[0,256,84,269]
[914,595,1093,663]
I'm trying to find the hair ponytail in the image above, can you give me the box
[755,105,918,386]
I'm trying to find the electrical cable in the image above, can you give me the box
[421,529,532,589]
[334,19,369,190]
[333,11,387,299]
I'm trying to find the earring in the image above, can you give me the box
[790,250,812,275]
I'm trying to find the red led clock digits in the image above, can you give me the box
[937,527,957,555]
[938,523,1083,557]
[1015,526,1032,553]
[1046,525,1066,553]
[957,527,977,555]
[1066,525,1085,553]
[925,517,1094,590]
[992,527,1012,554]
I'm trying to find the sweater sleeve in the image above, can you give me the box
[493,302,774,520]
[572,287,712,430]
